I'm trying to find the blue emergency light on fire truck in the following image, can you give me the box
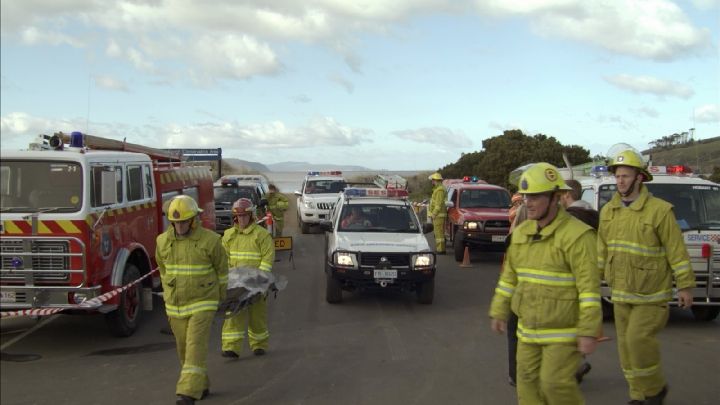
[0,131,216,336]
[579,163,720,321]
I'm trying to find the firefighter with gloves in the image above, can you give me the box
[221,198,276,358]
[489,163,602,405]
[428,172,447,254]
[599,149,695,405]
[156,195,228,405]
[266,183,289,236]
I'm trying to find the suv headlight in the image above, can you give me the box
[412,253,434,269]
[334,252,358,269]
[464,221,479,230]
[303,199,316,209]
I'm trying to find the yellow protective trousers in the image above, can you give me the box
[516,341,584,405]
[614,302,669,401]
[221,296,269,353]
[432,217,446,252]
[168,311,214,399]
[274,217,284,236]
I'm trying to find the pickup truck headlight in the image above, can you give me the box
[303,199,316,209]
[412,253,434,269]
[334,252,358,269]
[464,221,479,230]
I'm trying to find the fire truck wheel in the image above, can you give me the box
[453,230,466,262]
[106,264,143,337]
[325,272,342,304]
[691,306,720,321]
[416,279,434,305]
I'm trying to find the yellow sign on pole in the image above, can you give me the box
[274,236,292,251]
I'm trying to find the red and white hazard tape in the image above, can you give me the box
[0,268,158,319]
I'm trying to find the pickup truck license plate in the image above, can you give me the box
[492,234,507,243]
[374,269,397,279]
[1,291,16,303]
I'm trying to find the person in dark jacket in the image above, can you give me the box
[560,179,600,383]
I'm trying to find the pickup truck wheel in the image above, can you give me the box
[453,230,465,262]
[325,272,342,303]
[691,305,720,321]
[416,279,434,305]
[300,220,311,234]
[105,264,142,337]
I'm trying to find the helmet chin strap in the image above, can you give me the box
[535,193,555,223]
[621,176,638,198]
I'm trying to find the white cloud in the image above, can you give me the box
[476,0,711,61]
[393,127,472,148]
[292,94,312,103]
[604,74,694,99]
[632,106,660,118]
[694,104,720,122]
[0,112,87,145]
[328,74,355,93]
[93,75,129,92]
[20,26,85,47]
[189,34,280,82]
[690,0,720,10]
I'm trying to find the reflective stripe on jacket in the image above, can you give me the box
[597,186,695,304]
[429,184,447,218]
[266,192,289,218]
[490,208,602,343]
[222,223,275,272]
[156,225,229,318]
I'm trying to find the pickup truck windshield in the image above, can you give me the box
[0,160,83,213]
[339,204,420,233]
[598,183,720,230]
[305,180,347,194]
[459,189,510,209]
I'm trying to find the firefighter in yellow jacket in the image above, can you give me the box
[156,195,228,405]
[266,183,289,236]
[490,163,602,405]
[599,149,695,405]
[221,198,276,358]
[428,172,447,253]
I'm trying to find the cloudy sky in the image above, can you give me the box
[1,0,718,170]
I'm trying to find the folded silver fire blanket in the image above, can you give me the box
[217,267,288,318]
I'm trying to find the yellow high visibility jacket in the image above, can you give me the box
[266,192,289,218]
[598,186,696,304]
[222,223,275,272]
[156,225,228,318]
[429,184,447,218]
[490,208,602,343]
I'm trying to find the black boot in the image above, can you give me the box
[221,350,239,359]
[253,348,266,356]
[200,389,210,400]
[176,394,195,405]
[645,386,668,405]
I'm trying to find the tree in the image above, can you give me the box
[439,130,591,191]
[709,166,720,183]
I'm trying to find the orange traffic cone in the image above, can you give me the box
[265,212,274,236]
[459,246,472,268]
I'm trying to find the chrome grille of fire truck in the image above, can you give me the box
[0,240,70,281]
[359,253,410,268]
[317,202,335,210]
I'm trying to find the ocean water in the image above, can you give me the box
[261,171,423,194]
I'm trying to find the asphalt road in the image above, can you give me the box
[1,196,719,405]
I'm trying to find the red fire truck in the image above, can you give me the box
[0,132,216,336]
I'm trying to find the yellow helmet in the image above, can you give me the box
[518,162,572,194]
[167,195,202,222]
[428,172,443,181]
[608,149,653,182]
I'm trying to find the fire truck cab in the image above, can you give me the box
[0,132,216,336]
[443,177,512,262]
[579,164,720,321]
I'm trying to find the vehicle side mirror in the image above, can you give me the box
[445,201,455,208]
[422,223,434,234]
[294,190,302,196]
[319,220,333,232]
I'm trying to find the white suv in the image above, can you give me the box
[320,187,436,304]
[295,171,347,233]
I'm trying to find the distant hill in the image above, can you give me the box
[642,136,720,175]
[267,161,371,172]
[223,158,269,173]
